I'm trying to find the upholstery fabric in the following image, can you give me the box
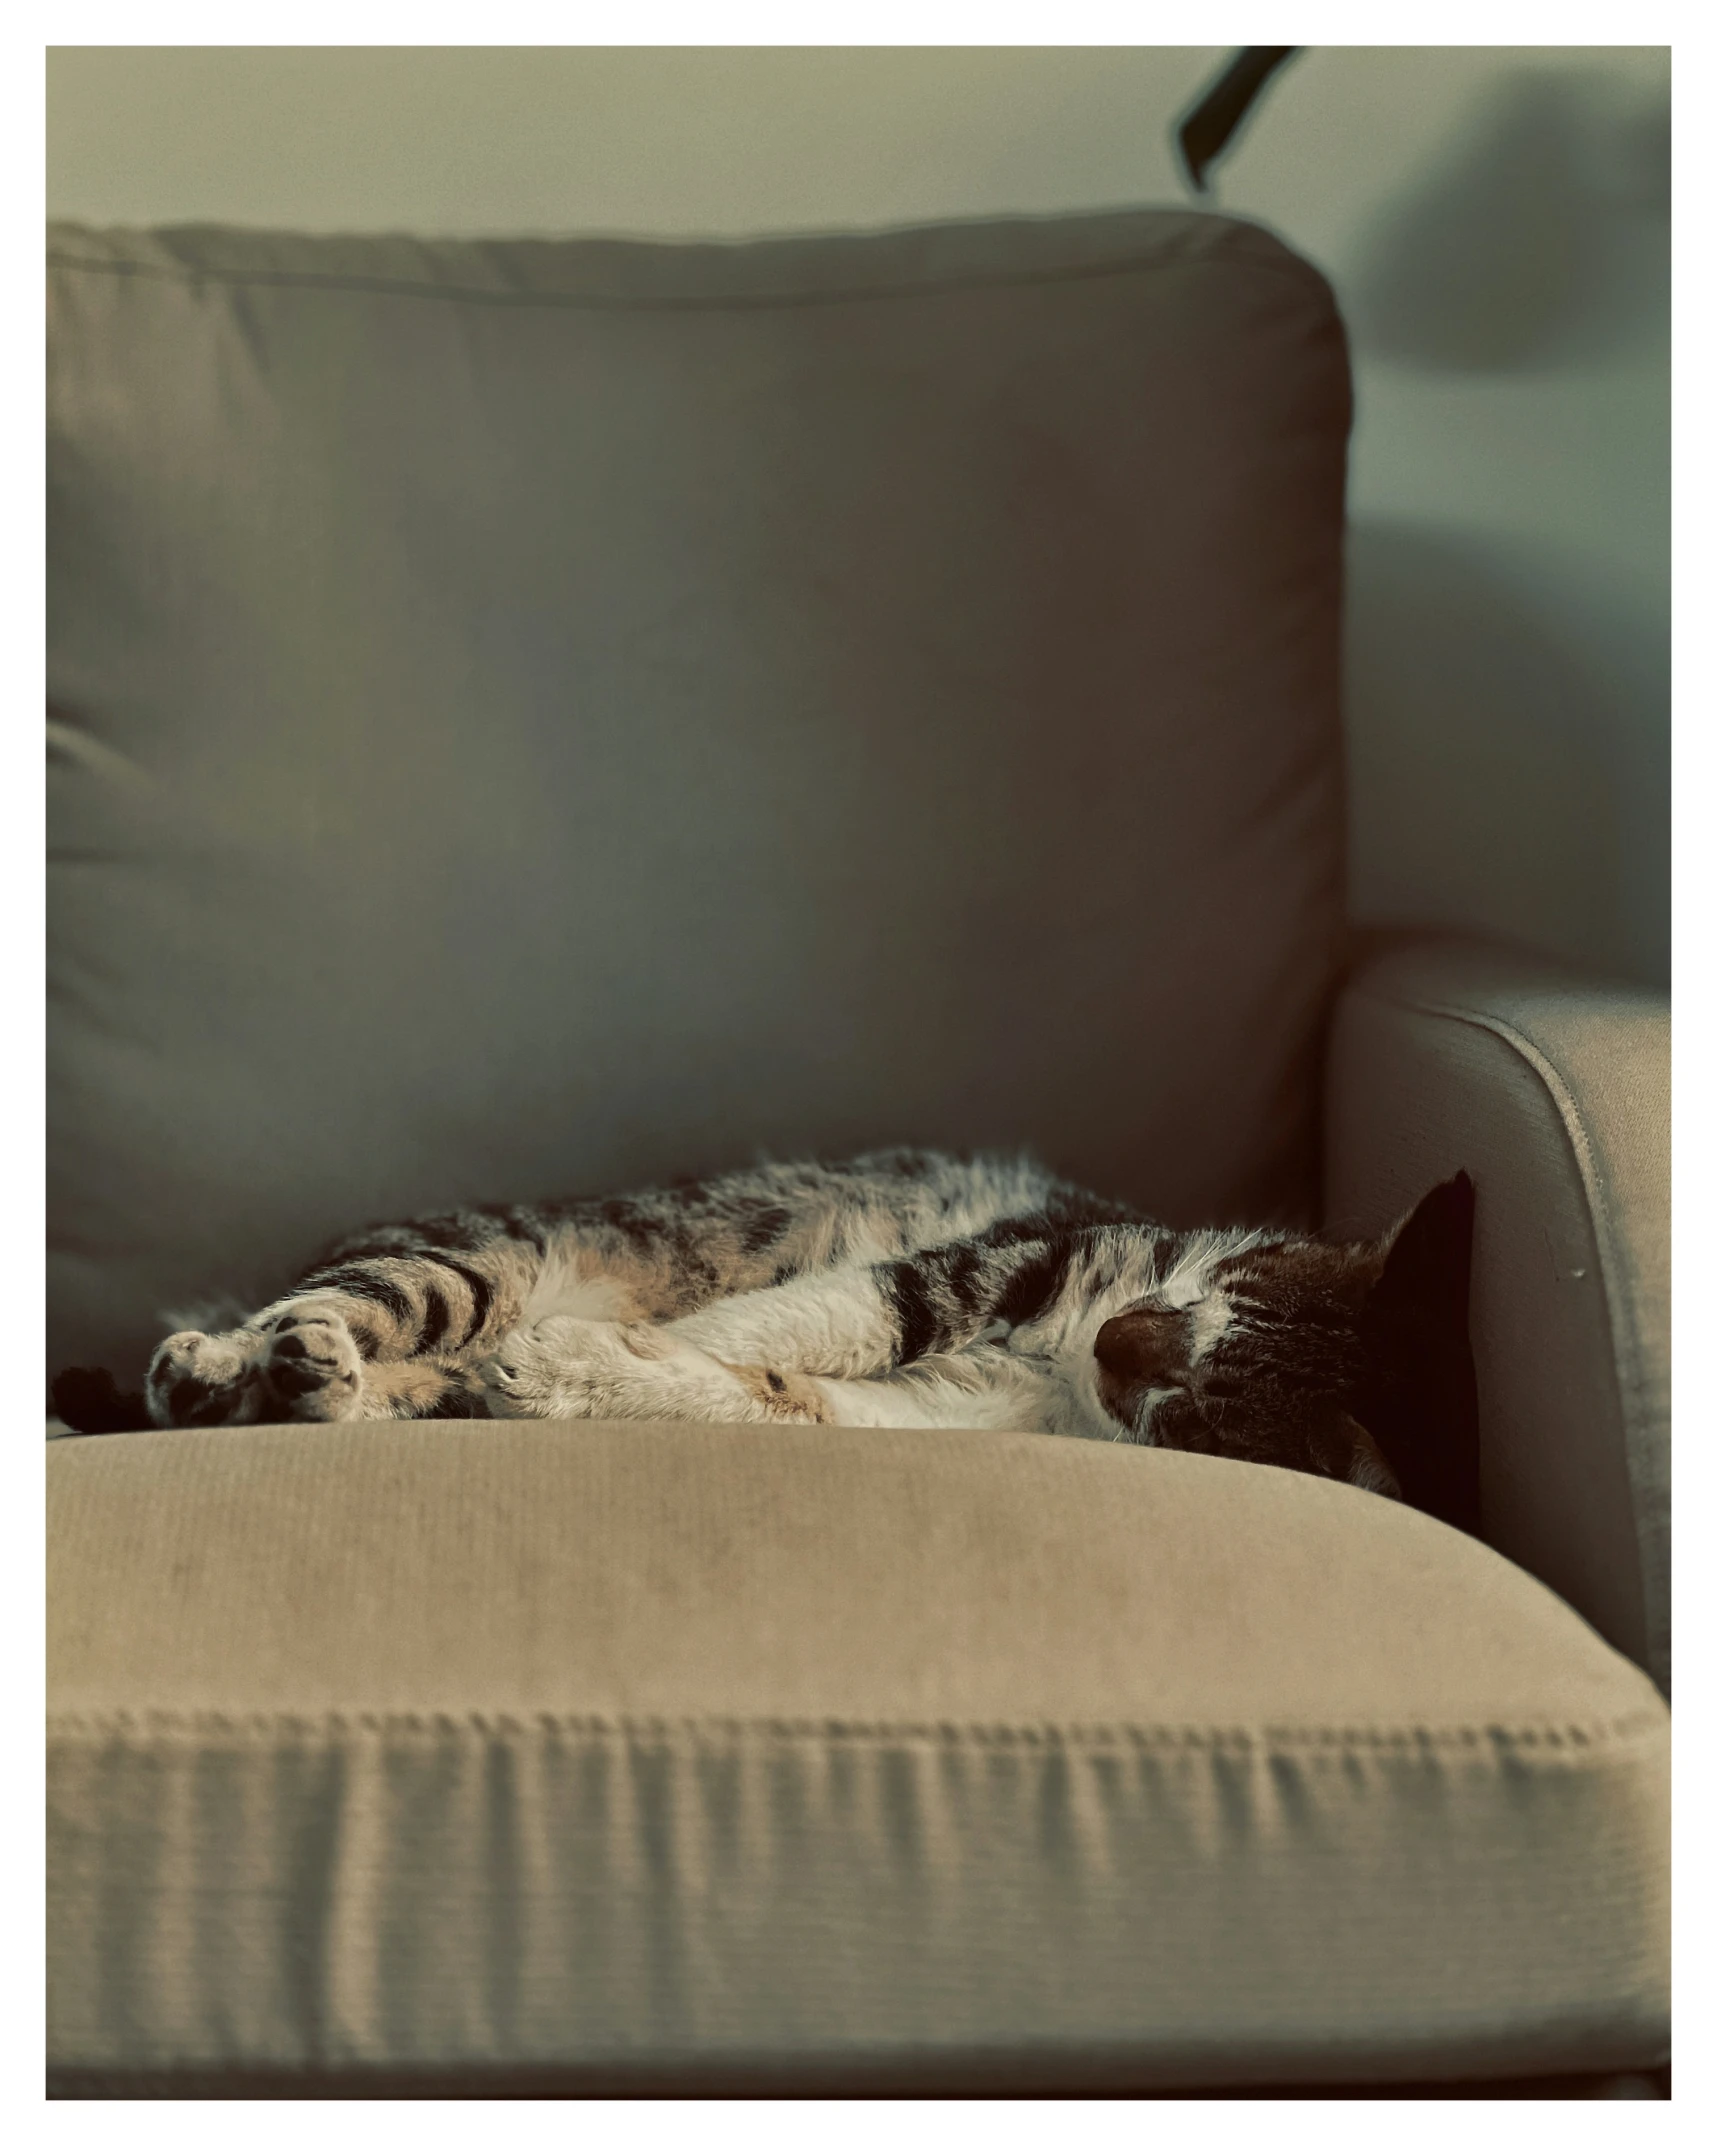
[48,1419,1669,2093]
[47,210,1349,1385]
[1324,934,1670,1697]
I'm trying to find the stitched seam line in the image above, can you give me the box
[1355,979,1666,1686]
[44,241,1331,316]
[45,1707,1666,1748]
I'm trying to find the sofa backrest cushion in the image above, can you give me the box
[48,211,1350,1378]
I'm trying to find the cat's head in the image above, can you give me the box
[1093,1175,1479,1529]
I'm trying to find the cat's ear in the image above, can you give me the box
[1371,1172,1475,1326]
[1358,1172,1481,1535]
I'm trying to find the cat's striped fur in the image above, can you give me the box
[143,1148,1476,1512]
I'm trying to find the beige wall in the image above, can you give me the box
[47,45,1670,983]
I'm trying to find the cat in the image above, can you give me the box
[68,1148,1478,1528]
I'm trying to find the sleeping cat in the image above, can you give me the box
[96,1149,1479,1527]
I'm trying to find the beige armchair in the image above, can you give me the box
[46,208,1667,2096]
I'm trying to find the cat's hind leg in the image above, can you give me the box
[479,1316,831,1424]
[146,1326,275,1427]
[478,1316,1046,1435]
[480,1243,1029,1423]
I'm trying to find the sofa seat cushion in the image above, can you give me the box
[47,1419,1668,2093]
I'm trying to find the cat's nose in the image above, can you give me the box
[1094,1306,1191,1386]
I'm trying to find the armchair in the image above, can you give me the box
[46,208,1668,2096]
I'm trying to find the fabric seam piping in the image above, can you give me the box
[45,1706,1666,1747]
[44,239,1334,316]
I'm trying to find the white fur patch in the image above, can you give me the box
[1188,1290,1234,1361]
[1156,1227,1267,1313]
[520,1246,638,1326]
[672,1266,899,1380]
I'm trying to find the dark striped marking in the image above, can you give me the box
[407,1211,493,1252]
[597,1198,661,1245]
[974,1212,1056,1252]
[296,1266,419,1329]
[495,1208,550,1251]
[416,1283,452,1353]
[882,1258,944,1365]
[994,1237,1077,1330]
[940,1241,989,1312]
[410,1251,495,1350]
[739,1204,793,1254]
[1050,1191,1148,1229]
[317,1230,423,1264]
[424,1380,483,1419]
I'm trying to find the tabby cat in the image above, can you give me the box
[110,1149,1479,1527]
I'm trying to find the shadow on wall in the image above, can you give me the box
[1345,63,1670,371]
[1332,60,1668,987]
[1343,519,1669,987]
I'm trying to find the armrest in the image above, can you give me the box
[1323,934,1669,1695]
